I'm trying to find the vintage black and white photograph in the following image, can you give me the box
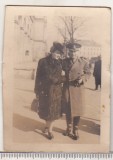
[3,6,110,152]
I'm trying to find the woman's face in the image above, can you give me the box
[52,50,61,60]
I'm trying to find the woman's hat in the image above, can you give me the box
[50,42,64,54]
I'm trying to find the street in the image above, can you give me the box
[13,75,101,144]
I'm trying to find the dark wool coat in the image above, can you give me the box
[93,59,101,85]
[62,57,91,117]
[34,55,66,121]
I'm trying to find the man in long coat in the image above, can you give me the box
[34,42,66,139]
[93,56,101,90]
[62,43,91,140]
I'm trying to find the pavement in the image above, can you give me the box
[13,75,101,144]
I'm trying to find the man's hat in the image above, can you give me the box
[50,42,64,54]
[66,42,81,52]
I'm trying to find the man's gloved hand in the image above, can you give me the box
[78,78,83,84]
[76,78,84,87]
[61,70,65,76]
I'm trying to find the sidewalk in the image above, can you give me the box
[14,75,101,121]
[13,76,100,144]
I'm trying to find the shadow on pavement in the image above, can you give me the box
[85,87,101,92]
[84,87,95,91]
[13,113,100,136]
[13,113,51,140]
[53,126,64,133]
[13,113,64,137]
[13,113,44,131]
[15,88,33,92]
[79,118,100,135]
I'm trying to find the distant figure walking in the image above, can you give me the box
[93,56,101,90]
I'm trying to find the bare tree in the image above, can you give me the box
[56,16,87,44]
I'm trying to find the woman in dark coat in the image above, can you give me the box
[34,42,66,139]
[62,43,91,140]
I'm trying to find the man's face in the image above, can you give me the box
[68,50,77,59]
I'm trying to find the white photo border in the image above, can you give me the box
[0,0,113,152]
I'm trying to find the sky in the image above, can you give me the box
[8,6,111,52]
[42,7,111,51]
[6,6,111,64]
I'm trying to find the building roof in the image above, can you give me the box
[77,40,101,47]
[30,16,46,23]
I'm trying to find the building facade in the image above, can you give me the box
[14,16,47,64]
[77,40,101,59]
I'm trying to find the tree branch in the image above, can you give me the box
[57,27,66,39]
[59,16,72,38]
[73,18,86,32]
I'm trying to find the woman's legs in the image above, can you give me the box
[45,120,54,133]
[44,120,54,139]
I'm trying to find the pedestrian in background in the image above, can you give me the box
[62,42,91,140]
[93,55,101,90]
[34,42,66,140]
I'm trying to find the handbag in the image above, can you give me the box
[31,98,39,112]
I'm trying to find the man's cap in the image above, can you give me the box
[66,42,81,52]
